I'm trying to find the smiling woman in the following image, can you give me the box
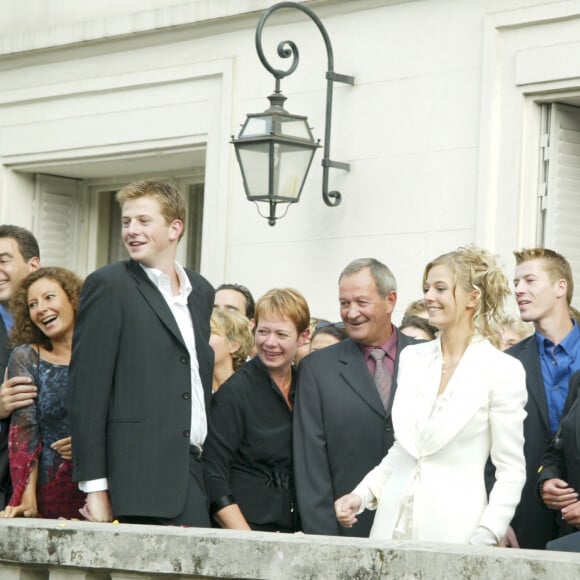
[204,288,310,533]
[0,267,86,520]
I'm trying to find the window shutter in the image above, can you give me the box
[35,175,81,270]
[544,103,580,308]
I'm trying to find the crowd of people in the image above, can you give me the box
[0,179,578,552]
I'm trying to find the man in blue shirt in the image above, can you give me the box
[504,248,580,549]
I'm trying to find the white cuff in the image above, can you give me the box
[469,526,498,546]
[79,478,109,493]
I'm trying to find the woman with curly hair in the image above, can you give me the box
[209,309,254,393]
[0,267,85,519]
[335,246,527,545]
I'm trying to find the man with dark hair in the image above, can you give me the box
[68,179,215,526]
[0,225,40,507]
[293,258,417,536]
[501,248,580,549]
[215,283,255,321]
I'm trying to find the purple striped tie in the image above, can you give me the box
[370,348,392,410]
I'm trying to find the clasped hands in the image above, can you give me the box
[542,478,580,525]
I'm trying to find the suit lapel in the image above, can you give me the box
[418,341,488,455]
[338,339,385,417]
[127,260,185,348]
[519,337,550,433]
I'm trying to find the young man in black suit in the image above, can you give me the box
[293,258,418,537]
[0,225,40,508]
[68,179,215,526]
[503,248,579,549]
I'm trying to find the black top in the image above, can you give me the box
[204,356,300,532]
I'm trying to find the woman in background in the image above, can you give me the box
[209,309,254,393]
[309,321,347,353]
[0,267,85,519]
[335,246,527,545]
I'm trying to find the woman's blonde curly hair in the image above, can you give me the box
[423,246,510,347]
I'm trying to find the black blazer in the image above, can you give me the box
[505,335,564,549]
[538,371,580,497]
[204,356,299,532]
[293,331,418,537]
[0,318,10,508]
[68,260,214,519]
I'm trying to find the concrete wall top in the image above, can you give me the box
[0,519,580,579]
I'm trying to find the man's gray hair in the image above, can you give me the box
[339,258,397,298]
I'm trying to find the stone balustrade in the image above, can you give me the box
[0,519,579,579]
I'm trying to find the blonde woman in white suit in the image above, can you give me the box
[335,246,527,545]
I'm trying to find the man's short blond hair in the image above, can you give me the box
[514,248,574,306]
[116,179,187,236]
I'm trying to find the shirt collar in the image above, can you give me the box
[361,325,398,361]
[140,261,191,300]
[536,318,580,355]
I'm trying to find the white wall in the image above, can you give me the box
[0,0,577,321]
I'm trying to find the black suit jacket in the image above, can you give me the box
[538,371,580,502]
[506,335,563,549]
[68,260,214,519]
[0,318,10,508]
[293,331,417,537]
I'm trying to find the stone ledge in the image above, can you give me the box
[0,519,579,579]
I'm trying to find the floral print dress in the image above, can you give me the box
[7,344,85,518]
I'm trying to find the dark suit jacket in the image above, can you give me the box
[293,331,417,537]
[68,260,214,519]
[505,335,563,549]
[0,318,10,508]
[538,371,580,505]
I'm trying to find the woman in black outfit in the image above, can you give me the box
[204,288,309,532]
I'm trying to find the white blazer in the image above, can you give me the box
[353,337,527,544]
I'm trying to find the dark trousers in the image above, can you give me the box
[118,448,210,527]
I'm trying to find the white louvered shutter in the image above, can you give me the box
[35,175,81,270]
[544,103,580,309]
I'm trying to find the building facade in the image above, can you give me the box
[1,0,579,319]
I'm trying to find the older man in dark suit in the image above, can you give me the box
[68,179,214,526]
[502,248,580,549]
[293,258,417,537]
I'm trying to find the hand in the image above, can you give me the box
[0,503,38,518]
[561,500,580,526]
[79,491,113,522]
[0,371,37,419]
[51,437,72,461]
[499,525,520,548]
[541,478,578,510]
[334,493,362,528]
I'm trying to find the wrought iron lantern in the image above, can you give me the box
[232,1,354,226]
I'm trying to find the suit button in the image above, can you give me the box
[385,424,392,432]
[180,356,188,364]
[183,429,190,438]
[182,392,191,400]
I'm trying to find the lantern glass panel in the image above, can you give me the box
[272,142,315,201]
[236,142,270,199]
